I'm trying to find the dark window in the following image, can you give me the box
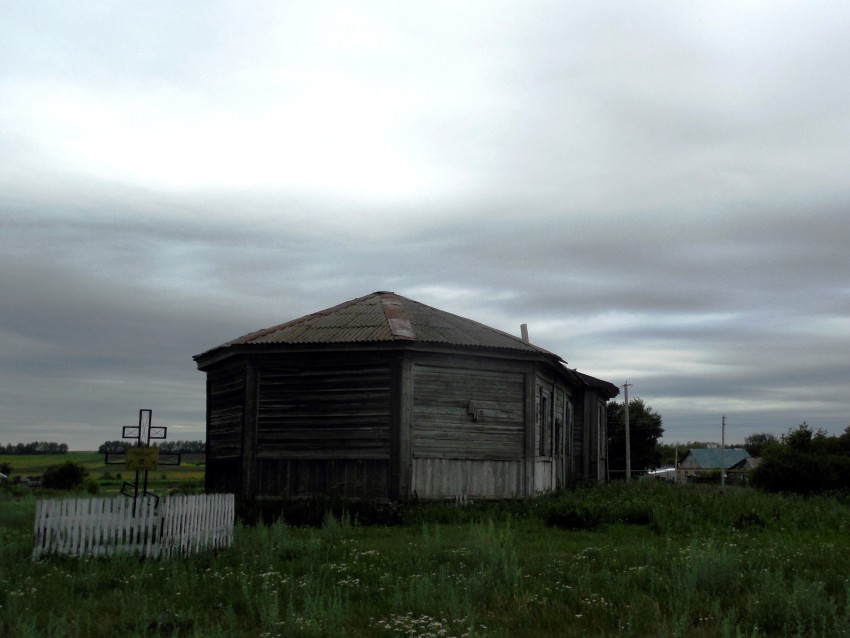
[539,388,551,456]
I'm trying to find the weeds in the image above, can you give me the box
[3,484,850,636]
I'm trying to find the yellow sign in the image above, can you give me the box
[126,447,160,470]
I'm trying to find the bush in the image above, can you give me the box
[41,461,89,490]
[751,422,850,495]
[84,478,99,494]
[752,447,850,494]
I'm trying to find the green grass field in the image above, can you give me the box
[0,452,205,494]
[1,452,106,474]
[3,481,850,637]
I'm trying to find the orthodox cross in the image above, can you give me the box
[104,409,181,512]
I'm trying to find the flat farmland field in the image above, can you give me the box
[1,452,205,493]
[1,452,105,474]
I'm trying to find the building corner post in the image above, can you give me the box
[241,362,259,500]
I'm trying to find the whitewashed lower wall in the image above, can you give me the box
[534,459,554,494]
[32,494,234,560]
[411,458,522,499]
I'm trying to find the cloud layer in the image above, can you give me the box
[2,1,849,449]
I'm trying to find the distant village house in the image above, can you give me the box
[678,448,757,484]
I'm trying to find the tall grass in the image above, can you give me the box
[3,482,850,636]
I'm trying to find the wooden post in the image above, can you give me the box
[241,362,259,500]
[391,354,413,499]
[524,369,537,496]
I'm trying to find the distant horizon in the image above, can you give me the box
[1,434,835,454]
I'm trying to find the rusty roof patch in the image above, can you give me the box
[381,296,416,340]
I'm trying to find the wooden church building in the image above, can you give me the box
[194,291,618,501]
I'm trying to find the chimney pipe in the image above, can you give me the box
[520,324,529,343]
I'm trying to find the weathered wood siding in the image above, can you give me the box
[256,363,392,458]
[554,387,570,488]
[412,458,522,499]
[585,393,608,482]
[253,361,393,497]
[206,366,245,493]
[534,373,551,493]
[207,366,245,459]
[572,394,587,478]
[533,375,571,493]
[411,363,525,460]
[535,372,557,490]
[257,459,388,499]
[410,361,527,498]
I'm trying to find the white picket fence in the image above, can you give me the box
[32,493,235,560]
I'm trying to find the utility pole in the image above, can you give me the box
[721,415,726,489]
[674,444,679,484]
[623,382,632,482]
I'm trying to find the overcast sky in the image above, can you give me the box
[2,1,849,451]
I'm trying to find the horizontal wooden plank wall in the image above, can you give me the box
[257,459,389,499]
[256,363,392,457]
[206,366,247,494]
[411,364,525,460]
[411,361,526,499]
[254,361,393,498]
[207,366,245,459]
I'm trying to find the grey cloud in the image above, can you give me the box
[2,1,850,449]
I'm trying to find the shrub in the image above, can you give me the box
[84,478,99,494]
[41,461,89,490]
[752,447,850,494]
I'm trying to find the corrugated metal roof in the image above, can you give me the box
[730,457,761,470]
[575,370,620,399]
[200,291,559,358]
[683,448,750,469]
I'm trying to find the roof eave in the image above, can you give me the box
[194,339,563,371]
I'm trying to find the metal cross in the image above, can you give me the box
[104,409,180,513]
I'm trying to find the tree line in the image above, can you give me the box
[1,441,69,455]
[97,440,206,453]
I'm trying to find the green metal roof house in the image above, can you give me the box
[678,448,754,484]
[680,448,750,470]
